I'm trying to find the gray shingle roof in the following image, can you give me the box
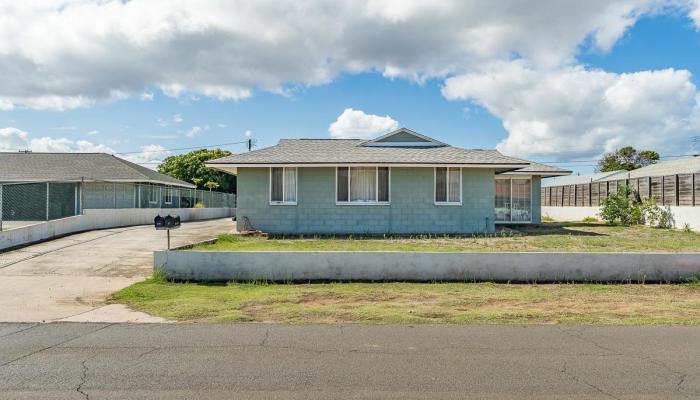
[0,152,195,188]
[208,139,527,166]
[207,138,570,176]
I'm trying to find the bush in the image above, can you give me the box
[599,185,642,225]
[582,216,598,223]
[194,202,205,208]
[641,198,674,228]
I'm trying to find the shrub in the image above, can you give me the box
[599,185,642,225]
[683,223,693,233]
[542,215,554,222]
[194,202,205,208]
[640,198,675,229]
[582,216,597,223]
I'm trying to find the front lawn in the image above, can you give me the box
[112,280,700,324]
[191,222,700,253]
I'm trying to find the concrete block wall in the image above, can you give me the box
[156,250,700,283]
[237,167,497,234]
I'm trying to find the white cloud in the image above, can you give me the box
[443,61,700,159]
[244,129,252,137]
[0,127,30,151]
[86,130,98,136]
[690,0,700,27]
[140,92,154,101]
[0,0,685,110]
[156,118,168,127]
[121,144,171,167]
[328,108,399,139]
[218,123,227,128]
[173,114,183,124]
[1,127,117,153]
[185,126,204,138]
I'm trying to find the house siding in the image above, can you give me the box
[532,176,542,224]
[236,167,497,234]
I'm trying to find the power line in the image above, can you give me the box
[114,140,250,155]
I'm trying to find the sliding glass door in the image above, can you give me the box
[495,178,532,223]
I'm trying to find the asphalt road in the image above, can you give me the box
[1,323,698,399]
[0,218,233,323]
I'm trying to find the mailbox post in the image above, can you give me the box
[154,214,181,250]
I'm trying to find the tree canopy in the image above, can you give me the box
[597,146,660,172]
[158,149,236,193]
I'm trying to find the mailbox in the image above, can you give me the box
[154,215,165,230]
[155,214,181,230]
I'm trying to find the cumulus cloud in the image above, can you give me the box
[85,130,98,136]
[173,114,183,124]
[0,126,116,153]
[329,108,399,139]
[0,127,30,151]
[185,126,208,138]
[121,144,171,167]
[443,61,700,159]
[0,0,683,110]
[140,92,154,101]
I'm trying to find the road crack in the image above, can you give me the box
[559,361,622,400]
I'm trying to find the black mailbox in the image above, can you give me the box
[156,214,181,230]
[154,215,165,230]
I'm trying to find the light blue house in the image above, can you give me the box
[208,128,569,234]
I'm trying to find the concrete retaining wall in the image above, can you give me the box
[0,207,235,250]
[542,206,700,231]
[154,250,700,283]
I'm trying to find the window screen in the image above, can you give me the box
[435,167,460,203]
[337,167,349,202]
[435,167,447,202]
[378,167,389,202]
[270,167,283,202]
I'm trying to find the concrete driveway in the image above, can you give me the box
[0,218,234,323]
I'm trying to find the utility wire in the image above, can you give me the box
[114,140,250,155]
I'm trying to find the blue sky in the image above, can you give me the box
[1,1,700,174]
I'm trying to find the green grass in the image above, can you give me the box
[112,279,700,325]
[191,222,700,253]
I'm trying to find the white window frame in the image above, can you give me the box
[335,166,391,205]
[164,186,173,205]
[494,176,533,224]
[434,167,462,205]
[269,167,298,205]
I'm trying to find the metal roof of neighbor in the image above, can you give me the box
[542,170,626,187]
[0,152,195,188]
[602,156,700,180]
[207,131,570,177]
[542,156,700,187]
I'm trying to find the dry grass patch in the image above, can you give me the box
[112,280,700,325]
[192,222,700,253]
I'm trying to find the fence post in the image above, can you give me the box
[675,174,679,206]
[693,173,696,207]
[661,176,665,205]
[113,183,117,208]
[46,182,50,221]
[0,184,3,232]
[588,182,592,207]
